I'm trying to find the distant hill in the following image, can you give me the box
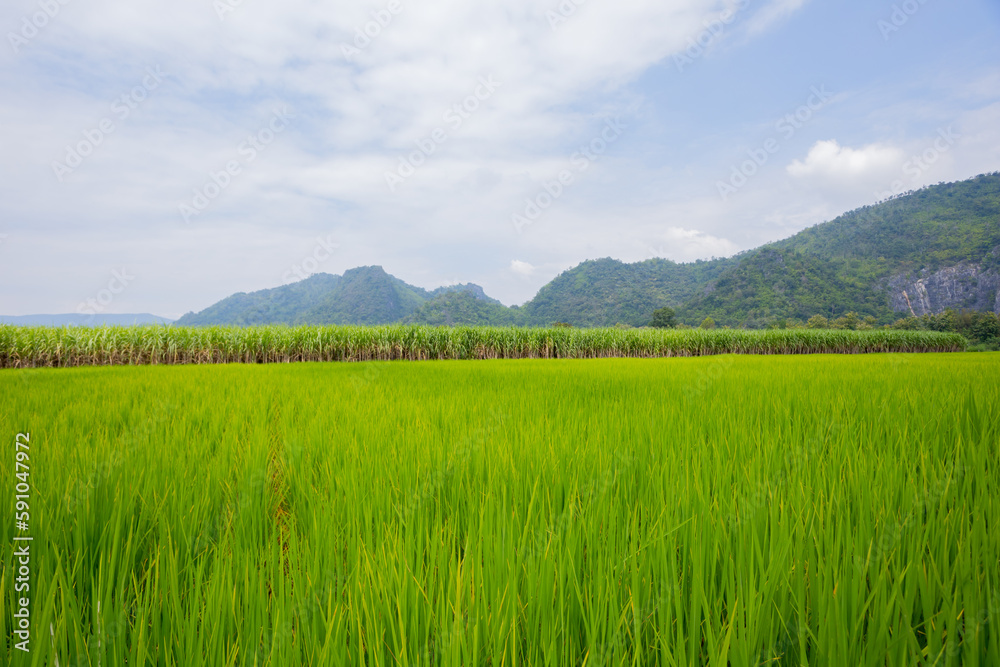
[405,291,529,327]
[175,273,342,326]
[298,266,428,325]
[175,266,501,326]
[0,313,174,326]
[174,172,1000,328]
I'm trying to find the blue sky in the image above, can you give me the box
[0,0,998,318]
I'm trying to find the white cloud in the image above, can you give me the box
[0,0,760,230]
[5,0,781,315]
[648,227,739,262]
[787,140,904,180]
[744,0,809,35]
[509,260,536,277]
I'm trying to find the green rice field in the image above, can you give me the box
[2,353,998,665]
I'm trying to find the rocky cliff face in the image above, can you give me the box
[887,263,1000,316]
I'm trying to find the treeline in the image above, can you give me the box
[886,310,1000,350]
[649,306,1000,349]
[797,310,999,349]
[758,310,997,349]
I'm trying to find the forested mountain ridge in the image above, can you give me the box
[676,172,1000,325]
[513,256,739,327]
[175,273,343,326]
[176,172,1000,328]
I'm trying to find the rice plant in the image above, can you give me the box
[2,353,998,665]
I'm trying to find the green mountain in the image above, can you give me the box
[521,256,739,327]
[677,173,1000,326]
[175,266,500,326]
[298,266,429,325]
[177,172,1000,329]
[175,273,342,326]
[405,291,529,327]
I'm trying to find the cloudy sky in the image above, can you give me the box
[1,0,998,318]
